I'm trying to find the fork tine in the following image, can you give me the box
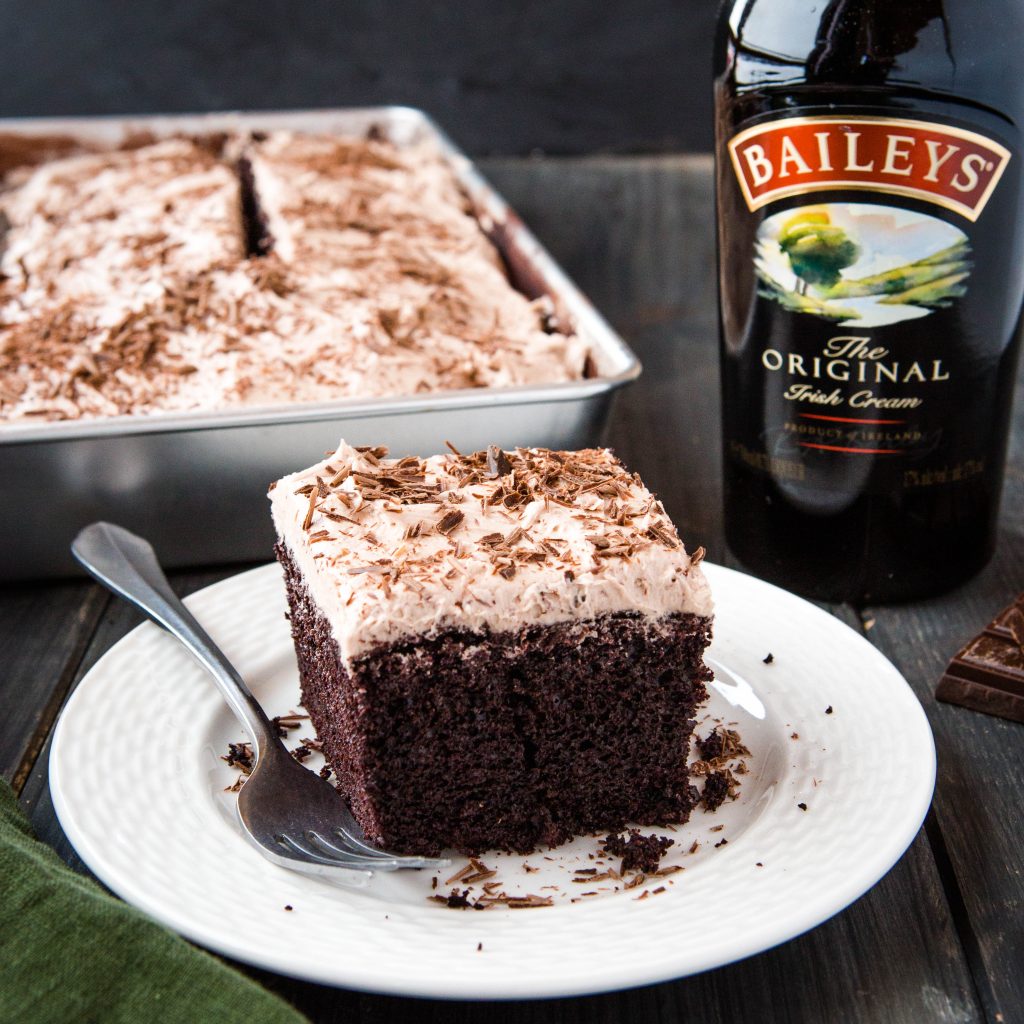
[276,832,390,870]
[332,822,451,869]
[304,831,406,869]
[329,819,400,858]
[332,830,450,869]
[312,829,450,870]
[308,830,397,861]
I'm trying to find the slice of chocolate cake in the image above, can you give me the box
[270,441,713,856]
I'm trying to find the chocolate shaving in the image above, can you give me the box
[502,894,554,909]
[646,522,680,548]
[355,445,389,459]
[436,509,465,535]
[486,444,513,477]
[301,487,318,531]
[271,712,308,737]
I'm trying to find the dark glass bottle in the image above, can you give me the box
[714,0,1024,603]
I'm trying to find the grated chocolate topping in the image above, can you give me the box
[270,439,714,663]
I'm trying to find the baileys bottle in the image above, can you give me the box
[714,0,1024,601]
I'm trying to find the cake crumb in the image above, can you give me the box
[477,942,483,952]
[697,726,750,762]
[221,741,254,774]
[702,772,730,811]
[714,838,729,848]
[692,726,750,807]
[825,705,834,714]
[603,829,674,873]
[284,905,293,911]
[430,888,476,909]
[763,652,774,664]
[798,802,808,811]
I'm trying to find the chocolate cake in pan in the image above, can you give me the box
[0,130,585,423]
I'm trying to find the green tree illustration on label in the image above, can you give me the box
[756,203,972,326]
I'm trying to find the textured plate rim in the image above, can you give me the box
[49,562,936,1000]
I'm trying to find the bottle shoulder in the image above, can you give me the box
[716,0,1024,126]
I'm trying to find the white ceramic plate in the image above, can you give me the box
[50,562,935,999]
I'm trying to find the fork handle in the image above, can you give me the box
[72,522,278,757]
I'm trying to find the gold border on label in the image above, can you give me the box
[727,115,1012,222]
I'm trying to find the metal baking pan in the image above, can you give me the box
[0,107,640,579]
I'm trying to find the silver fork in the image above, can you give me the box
[72,521,450,888]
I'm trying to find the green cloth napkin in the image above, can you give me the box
[0,779,307,1024]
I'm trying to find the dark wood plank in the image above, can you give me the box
[0,578,108,790]
[861,372,1024,1024]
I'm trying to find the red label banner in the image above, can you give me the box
[728,116,1010,222]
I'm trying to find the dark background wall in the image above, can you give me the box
[0,0,720,156]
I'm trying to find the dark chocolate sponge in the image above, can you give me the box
[277,542,712,856]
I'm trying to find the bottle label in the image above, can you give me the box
[729,116,1009,222]
[723,112,1014,480]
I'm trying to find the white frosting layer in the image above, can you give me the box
[0,132,587,423]
[246,132,587,393]
[270,440,713,665]
[0,139,244,313]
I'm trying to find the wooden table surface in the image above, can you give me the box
[2,156,1022,1024]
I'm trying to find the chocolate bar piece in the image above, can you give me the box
[936,595,1024,724]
